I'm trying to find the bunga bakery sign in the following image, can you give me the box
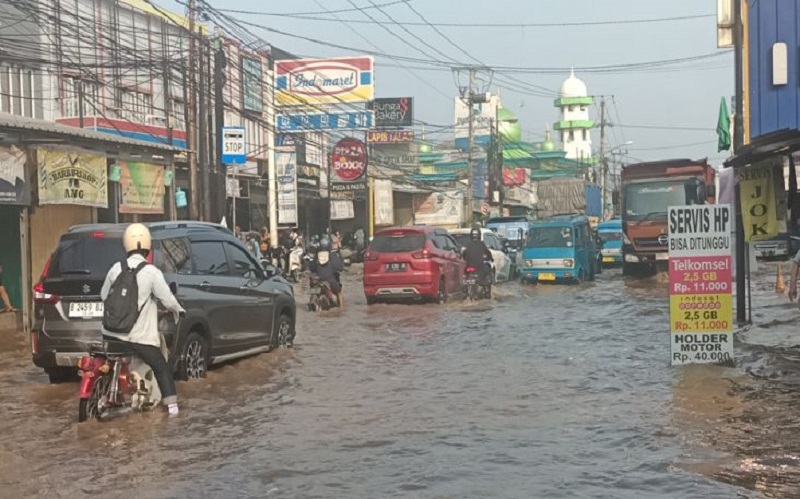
[331,137,367,194]
[275,56,374,106]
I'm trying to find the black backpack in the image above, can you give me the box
[102,260,148,334]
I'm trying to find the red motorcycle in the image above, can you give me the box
[77,339,163,422]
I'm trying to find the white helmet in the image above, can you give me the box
[123,223,152,253]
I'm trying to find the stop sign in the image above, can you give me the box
[332,137,367,182]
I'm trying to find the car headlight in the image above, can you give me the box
[562,259,574,268]
[624,254,639,263]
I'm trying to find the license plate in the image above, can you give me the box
[655,253,669,261]
[309,287,321,295]
[68,302,104,318]
[464,278,477,285]
[603,257,614,263]
[386,263,407,272]
[539,273,556,281]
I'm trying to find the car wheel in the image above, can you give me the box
[436,278,447,304]
[46,367,76,384]
[272,314,294,349]
[178,332,209,380]
[366,296,378,305]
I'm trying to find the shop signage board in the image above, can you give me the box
[737,165,778,241]
[413,191,463,226]
[276,150,298,225]
[222,127,246,165]
[241,57,264,113]
[37,147,107,208]
[275,56,374,106]
[0,145,29,205]
[276,111,373,132]
[367,97,413,128]
[117,160,165,214]
[668,204,733,366]
[367,130,414,144]
[331,137,367,193]
[374,179,394,226]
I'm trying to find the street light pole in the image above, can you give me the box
[466,68,476,228]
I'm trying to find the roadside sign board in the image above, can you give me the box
[668,204,733,366]
[276,111,374,132]
[221,127,246,165]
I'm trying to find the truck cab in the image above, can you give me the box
[621,159,716,275]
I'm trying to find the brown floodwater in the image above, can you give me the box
[1,264,799,498]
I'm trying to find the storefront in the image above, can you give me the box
[0,114,178,331]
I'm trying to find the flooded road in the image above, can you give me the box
[2,265,800,498]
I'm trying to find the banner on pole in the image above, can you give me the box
[668,204,733,366]
[738,165,778,242]
[277,150,298,225]
[118,160,165,214]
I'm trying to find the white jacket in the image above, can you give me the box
[101,254,184,348]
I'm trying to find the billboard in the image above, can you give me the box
[454,94,501,150]
[374,179,394,226]
[37,147,107,208]
[117,160,165,214]
[0,145,29,205]
[367,130,414,144]
[275,56,374,106]
[368,97,413,128]
[413,191,463,226]
[276,150,298,225]
[242,57,263,112]
[331,137,367,194]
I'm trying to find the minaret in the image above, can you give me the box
[554,69,595,162]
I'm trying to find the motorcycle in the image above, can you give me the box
[288,245,305,283]
[464,264,492,301]
[307,273,340,311]
[77,336,166,422]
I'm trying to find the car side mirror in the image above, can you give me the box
[169,282,178,295]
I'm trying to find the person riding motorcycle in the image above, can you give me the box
[100,224,185,416]
[462,227,494,286]
[310,241,345,308]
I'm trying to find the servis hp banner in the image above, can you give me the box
[668,204,733,366]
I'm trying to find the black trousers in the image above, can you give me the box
[105,336,177,405]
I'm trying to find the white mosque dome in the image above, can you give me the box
[559,69,588,98]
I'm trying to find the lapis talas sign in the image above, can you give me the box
[275,57,374,106]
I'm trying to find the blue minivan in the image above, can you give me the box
[521,214,599,284]
[597,219,623,267]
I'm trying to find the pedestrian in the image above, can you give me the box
[788,249,800,306]
[354,227,365,252]
[234,225,245,242]
[0,263,16,313]
[101,224,185,416]
[331,230,342,251]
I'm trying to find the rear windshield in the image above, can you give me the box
[49,236,126,278]
[372,234,425,253]
[452,234,471,247]
[599,232,622,242]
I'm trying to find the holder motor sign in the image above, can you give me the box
[222,127,246,165]
[668,204,733,366]
[331,137,367,193]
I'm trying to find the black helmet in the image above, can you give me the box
[319,239,332,251]
[470,228,481,241]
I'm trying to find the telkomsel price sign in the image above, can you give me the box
[668,204,733,366]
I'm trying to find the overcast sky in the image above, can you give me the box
[201,0,732,166]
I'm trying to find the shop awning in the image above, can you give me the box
[0,113,181,153]
[724,129,800,169]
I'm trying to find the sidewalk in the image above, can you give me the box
[0,311,22,335]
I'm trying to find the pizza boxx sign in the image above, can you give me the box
[332,137,367,182]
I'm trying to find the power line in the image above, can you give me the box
[213,0,411,17]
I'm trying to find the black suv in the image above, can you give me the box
[32,221,296,383]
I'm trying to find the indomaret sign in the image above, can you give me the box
[668,204,733,366]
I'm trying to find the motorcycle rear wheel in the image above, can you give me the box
[78,374,111,422]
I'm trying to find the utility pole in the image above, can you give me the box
[186,0,199,220]
[198,37,210,221]
[733,0,748,325]
[466,68,476,228]
[267,65,279,248]
[213,34,227,226]
[599,97,607,219]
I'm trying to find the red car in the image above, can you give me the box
[363,226,465,304]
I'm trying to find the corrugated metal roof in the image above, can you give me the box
[0,113,180,152]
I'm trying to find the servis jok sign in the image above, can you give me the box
[331,137,367,194]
